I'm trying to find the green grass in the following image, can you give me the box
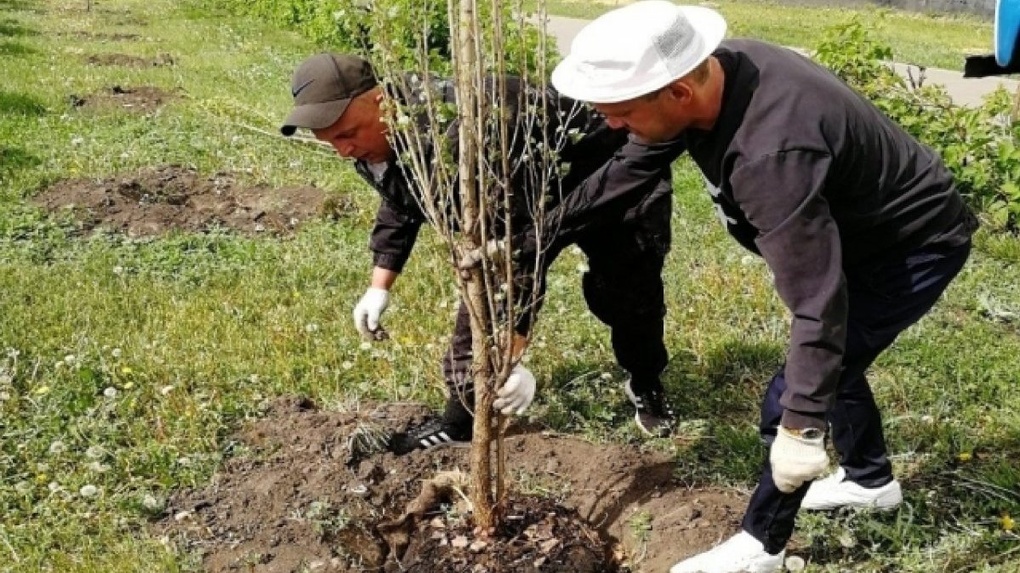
[0,0,1018,571]
[547,0,993,70]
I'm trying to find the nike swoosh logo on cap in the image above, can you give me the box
[291,79,314,98]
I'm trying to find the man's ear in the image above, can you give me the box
[664,80,694,105]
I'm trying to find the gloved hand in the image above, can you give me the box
[770,426,828,493]
[492,364,536,416]
[457,239,507,271]
[352,287,390,340]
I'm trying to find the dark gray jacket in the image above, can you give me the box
[354,75,632,272]
[553,40,977,430]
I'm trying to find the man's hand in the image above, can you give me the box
[353,287,390,340]
[770,426,828,493]
[493,364,536,416]
[457,240,507,271]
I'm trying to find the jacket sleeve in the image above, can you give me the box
[534,136,685,247]
[733,149,846,432]
[369,199,423,273]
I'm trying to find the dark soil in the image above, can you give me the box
[157,397,746,573]
[31,165,355,237]
[85,52,175,67]
[68,85,175,113]
[59,31,142,41]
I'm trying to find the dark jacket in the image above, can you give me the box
[555,40,978,430]
[354,75,631,273]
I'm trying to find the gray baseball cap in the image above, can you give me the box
[280,53,377,136]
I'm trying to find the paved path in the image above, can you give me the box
[546,15,1017,107]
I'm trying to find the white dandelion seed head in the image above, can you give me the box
[79,484,98,498]
[103,387,118,398]
[88,461,109,473]
[142,494,162,512]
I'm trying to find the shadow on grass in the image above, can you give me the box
[0,147,42,181]
[0,90,45,115]
[0,17,37,37]
[798,434,1020,569]
[0,40,35,56]
[675,338,784,424]
[0,0,33,11]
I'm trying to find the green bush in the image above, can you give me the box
[214,0,556,78]
[815,18,1020,231]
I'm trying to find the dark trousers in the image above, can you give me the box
[742,240,972,554]
[441,177,673,425]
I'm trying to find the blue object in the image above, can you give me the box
[996,0,1020,67]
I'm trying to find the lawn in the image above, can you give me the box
[1,0,1018,571]
[548,0,993,70]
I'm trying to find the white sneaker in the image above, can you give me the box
[801,467,903,511]
[670,531,784,573]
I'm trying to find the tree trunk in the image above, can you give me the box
[451,0,497,531]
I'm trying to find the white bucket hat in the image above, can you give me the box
[552,1,727,103]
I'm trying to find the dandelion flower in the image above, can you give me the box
[103,387,118,398]
[79,485,98,498]
[1002,515,1015,531]
[958,452,973,462]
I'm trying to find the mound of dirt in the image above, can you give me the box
[85,52,175,67]
[158,397,746,573]
[69,85,174,113]
[32,165,353,237]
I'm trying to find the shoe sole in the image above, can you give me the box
[633,413,672,438]
[801,486,903,511]
[802,499,902,511]
[625,381,673,438]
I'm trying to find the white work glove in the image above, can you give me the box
[492,364,536,416]
[352,287,390,340]
[457,239,507,271]
[770,426,828,493]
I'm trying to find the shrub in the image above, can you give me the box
[814,18,1020,231]
[214,0,556,78]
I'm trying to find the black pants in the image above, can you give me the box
[742,240,972,554]
[441,177,673,426]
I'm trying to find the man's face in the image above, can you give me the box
[593,88,688,144]
[313,91,394,164]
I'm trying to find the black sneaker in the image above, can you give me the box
[388,418,472,455]
[624,379,676,437]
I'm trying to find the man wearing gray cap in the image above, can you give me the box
[281,52,678,451]
[552,2,977,572]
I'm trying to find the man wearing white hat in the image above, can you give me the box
[552,1,977,571]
